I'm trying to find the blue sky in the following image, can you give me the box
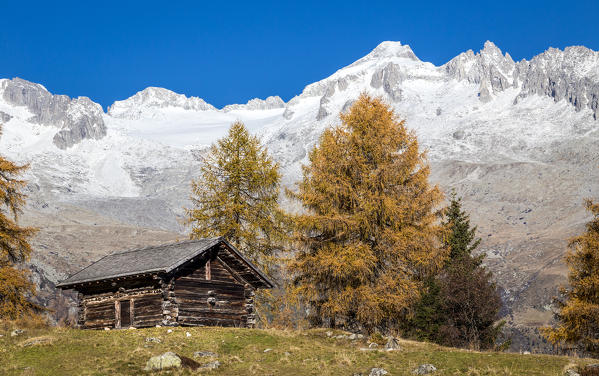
[1,0,598,110]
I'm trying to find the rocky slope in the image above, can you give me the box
[0,41,598,351]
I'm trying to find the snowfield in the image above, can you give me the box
[1,41,597,199]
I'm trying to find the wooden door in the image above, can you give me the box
[120,300,131,328]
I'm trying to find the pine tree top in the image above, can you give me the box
[442,190,482,265]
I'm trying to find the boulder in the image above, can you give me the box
[201,360,221,370]
[144,352,182,371]
[10,329,24,337]
[193,351,218,358]
[452,130,466,140]
[21,336,54,347]
[369,368,388,376]
[385,337,401,351]
[413,364,437,374]
[145,337,162,344]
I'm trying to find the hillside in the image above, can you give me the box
[0,40,598,352]
[1,326,595,376]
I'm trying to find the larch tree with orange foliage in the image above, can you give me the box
[0,128,38,319]
[543,200,599,356]
[187,121,292,327]
[290,94,444,332]
[187,121,287,269]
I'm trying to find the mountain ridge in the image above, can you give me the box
[0,40,598,352]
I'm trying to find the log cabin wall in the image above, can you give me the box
[63,240,271,330]
[173,252,256,327]
[77,276,164,329]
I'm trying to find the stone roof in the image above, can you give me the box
[57,237,273,288]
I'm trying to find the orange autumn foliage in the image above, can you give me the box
[543,200,599,355]
[290,94,445,331]
[0,135,38,319]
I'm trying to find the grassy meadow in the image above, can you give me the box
[0,325,596,375]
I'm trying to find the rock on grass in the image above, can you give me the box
[20,336,55,347]
[413,363,437,374]
[369,368,389,376]
[194,351,218,358]
[144,352,181,371]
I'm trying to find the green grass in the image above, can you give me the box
[0,326,595,375]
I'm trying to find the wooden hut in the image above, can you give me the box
[57,237,273,329]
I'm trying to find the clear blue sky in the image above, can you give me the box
[1,0,598,110]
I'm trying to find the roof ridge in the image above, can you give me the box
[55,236,279,289]
[164,237,222,272]
[111,237,220,256]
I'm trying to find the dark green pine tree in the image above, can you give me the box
[401,276,444,342]
[404,191,504,350]
[442,191,482,264]
[438,191,504,350]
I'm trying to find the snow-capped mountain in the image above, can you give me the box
[1,40,598,351]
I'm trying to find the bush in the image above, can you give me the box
[580,365,599,376]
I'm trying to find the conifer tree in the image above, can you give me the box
[438,255,503,350]
[402,276,444,342]
[543,200,599,355]
[187,121,290,327]
[404,192,503,349]
[442,191,482,264]
[290,94,444,331]
[0,133,38,319]
[187,121,287,268]
[437,193,502,349]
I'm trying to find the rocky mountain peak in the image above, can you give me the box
[222,96,285,112]
[108,87,216,119]
[529,45,599,79]
[445,41,514,80]
[514,45,599,118]
[481,41,503,57]
[480,41,515,69]
[354,41,420,65]
[443,41,516,102]
[0,77,106,149]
